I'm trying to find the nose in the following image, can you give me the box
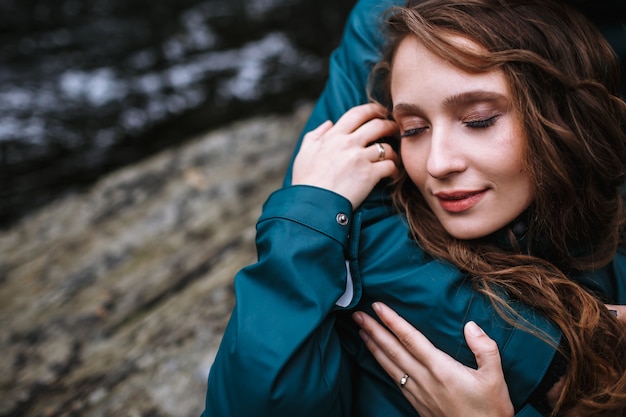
[426,128,467,179]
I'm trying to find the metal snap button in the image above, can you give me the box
[336,213,349,226]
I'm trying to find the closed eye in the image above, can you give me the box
[465,115,500,128]
[400,127,428,138]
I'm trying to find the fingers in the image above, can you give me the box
[368,142,392,162]
[333,102,389,133]
[463,322,502,375]
[303,105,398,164]
[355,118,398,147]
[605,304,626,324]
[332,103,398,147]
[303,103,395,144]
[367,143,399,182]
[372,142,386,162]
[352,302,445,383]
[354,304,515,417]
[292,104,399,208]
[353,308,419,381]
[302,120,333,141]
[463,321,514,416]
[369,302,440,366]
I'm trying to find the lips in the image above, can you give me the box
[434,190,487,213]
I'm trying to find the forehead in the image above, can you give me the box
[390,35,512,106]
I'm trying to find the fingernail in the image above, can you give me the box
[352,312,364,325]
[372,302,382,315]
[466,321,485,336]
[359,329,370,343]
[609,309,618,317]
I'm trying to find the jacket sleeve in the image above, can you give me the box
[202,186,356,416]
[282,0,400,186]
[277,0,562,414]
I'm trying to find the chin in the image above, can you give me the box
[441,220,501,241]
[447,230,485,241]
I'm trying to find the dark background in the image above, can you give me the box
[0,0,624,229]
[0,0,355,228]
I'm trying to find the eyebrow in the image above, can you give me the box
[444,90,509,109]
[391,90,510,119]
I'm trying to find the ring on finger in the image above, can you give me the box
[400,373,410,388]
[375,142,385,161]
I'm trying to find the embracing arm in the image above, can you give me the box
[606,304,626,320]
[354,302,516,417]
[270,0,626,415]
[203,76,400,417]
[354,302,626,417]
[278,0,559,414]
[202,186,355,416]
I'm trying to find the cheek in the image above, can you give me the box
[498,134,534,207]
[506,139,531,185]
[400,143,428,187]
[513,169,534,206]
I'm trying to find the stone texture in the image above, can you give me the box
[0,0,355,228]
[0,104,312,417]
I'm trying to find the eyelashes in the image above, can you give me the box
[464,114,500,128]
[399,114,501,138]
[400,127,427,138]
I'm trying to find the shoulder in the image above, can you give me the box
[332,0,402,70]
[613,246,626,271]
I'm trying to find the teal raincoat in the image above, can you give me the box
[203,0,626,415]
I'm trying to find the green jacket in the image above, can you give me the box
[203,1,626,416]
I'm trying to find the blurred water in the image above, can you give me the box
[0,0,354,227]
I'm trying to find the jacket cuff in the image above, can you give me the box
[259,185,353,248]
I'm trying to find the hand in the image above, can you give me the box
[606,304,626,324]
[292,103,398,208]
[353,302,514,417]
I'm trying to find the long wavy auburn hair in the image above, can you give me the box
[373,0,626,415]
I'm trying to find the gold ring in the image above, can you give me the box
[375,142,385,161]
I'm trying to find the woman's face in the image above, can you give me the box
[391,36,534,240]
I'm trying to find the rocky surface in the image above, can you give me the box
[0,103,311,417]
